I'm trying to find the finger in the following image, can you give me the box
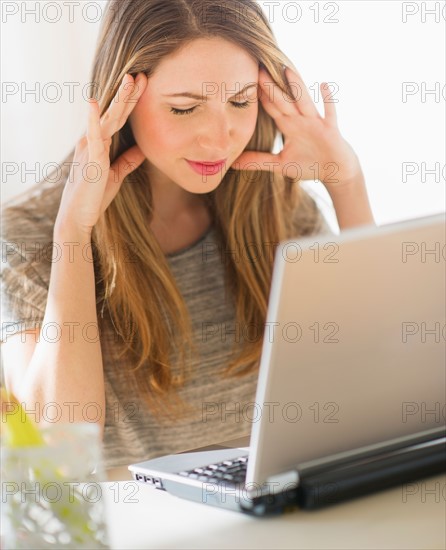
[103,145,146,210]
[99,74,133,135]
[72,134,87,167]
[99,73,145,136]
[284,66,320,118]
[231,151,281,172]
[87,99,108,166]
[109,144,146,186]
[258,67,296,119]
[321,82,338,125]
[99,73,147,140]
[121,72,147,108]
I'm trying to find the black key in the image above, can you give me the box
[226,465,244,473]
[233,475,246,483]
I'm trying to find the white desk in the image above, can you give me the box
[103,467,446,550]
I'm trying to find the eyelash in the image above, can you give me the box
[170,101,251,116]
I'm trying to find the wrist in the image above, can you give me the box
[327,174,375,230]
[324,167,366,200]
[320,150,364,193]
[54,218,93,244]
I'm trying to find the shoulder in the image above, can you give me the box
[2,150,74,251]
[1,151,74,290]
[3,188,60,245]
[1,157,74,341]
[2,184,62,280]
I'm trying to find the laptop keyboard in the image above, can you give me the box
[177,455,248,486]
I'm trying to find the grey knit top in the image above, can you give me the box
[1,172,333,469]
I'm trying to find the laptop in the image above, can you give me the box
[129,213,446,514]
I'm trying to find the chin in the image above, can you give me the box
[179,173,228,194]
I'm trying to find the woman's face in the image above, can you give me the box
[129,37,260,194]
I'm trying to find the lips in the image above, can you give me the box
[186,159,227,176]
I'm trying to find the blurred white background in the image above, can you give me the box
[1,1,445,229]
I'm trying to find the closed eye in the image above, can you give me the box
[170,106,197,116]
[170,101,251,116]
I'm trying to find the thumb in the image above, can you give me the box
[231,151,281,172]
[102,145,146,211]
[111,145,146,184]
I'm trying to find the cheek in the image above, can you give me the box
[130,103,176,151]
[240,104,259,142]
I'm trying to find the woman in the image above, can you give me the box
[1,0,374,468]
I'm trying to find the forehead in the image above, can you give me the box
[151,37,259,90]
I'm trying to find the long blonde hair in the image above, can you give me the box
[83,0,321,417]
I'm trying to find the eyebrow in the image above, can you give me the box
[162,83,258,100]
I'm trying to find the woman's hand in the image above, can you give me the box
[231,65,363,192]
[232,65,375,229]
[55,73,148,237]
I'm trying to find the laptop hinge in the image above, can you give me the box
[250,470,299,496]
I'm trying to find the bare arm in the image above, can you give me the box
[327,170,376,230]
[1,73,149,435]
[6,224,107,430]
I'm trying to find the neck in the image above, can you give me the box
[146,162,205,224]
[144,162,212,255]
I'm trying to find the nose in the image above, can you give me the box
[196,112,232,153]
